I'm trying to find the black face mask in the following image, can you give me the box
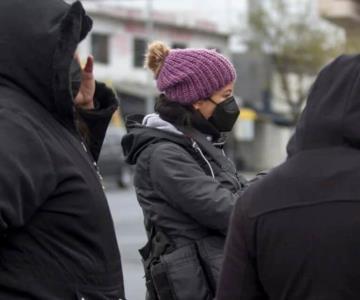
[69,59,82,99]
[208,96,240,132]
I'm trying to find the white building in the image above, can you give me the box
[319,0,360,38]
[77,2,231,117]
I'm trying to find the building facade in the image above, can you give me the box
[77,2,231,118]
[319,0,360,38]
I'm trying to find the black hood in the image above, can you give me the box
[287,55,360,157]
[122,115,192,165]
[0,0,92,125]
[242,55,360,230]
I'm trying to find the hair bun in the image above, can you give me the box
[144,41,170,77]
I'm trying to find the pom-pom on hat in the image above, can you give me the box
[144,41,237,105]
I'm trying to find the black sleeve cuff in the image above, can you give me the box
[76,81,120,161]
[77,81,119,120]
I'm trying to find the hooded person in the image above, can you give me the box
[217,54,360,300]
[0,0,125,299]
[121,41,250,300]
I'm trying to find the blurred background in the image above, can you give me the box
[67,0,360,298]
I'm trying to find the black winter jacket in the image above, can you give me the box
[0,1,124,299]
[218,55,360,300]
[122,114,247,298]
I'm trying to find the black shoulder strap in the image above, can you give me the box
[139,216,174,263]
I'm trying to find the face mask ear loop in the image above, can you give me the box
[207,97,218,106]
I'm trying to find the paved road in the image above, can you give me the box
[106,182,147,300]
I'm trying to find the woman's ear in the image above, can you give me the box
[192,99,206,110]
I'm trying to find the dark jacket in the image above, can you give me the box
[217,55,360,300]
[122,114,247,299]
[0,1,124,299]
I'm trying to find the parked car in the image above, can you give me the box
[98,126,133,188]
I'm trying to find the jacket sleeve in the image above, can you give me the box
[0,109,56,237]
[149,142,237,235]
[216,197,266,300]
[76,81,118,161]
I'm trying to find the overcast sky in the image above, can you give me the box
[94,0,248,30]
[84,0,320,31]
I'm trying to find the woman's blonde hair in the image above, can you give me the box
[144,41,170,77]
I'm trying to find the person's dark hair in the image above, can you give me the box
[155,93,221,139]
[75,111,91,144]
[155,94,195,127]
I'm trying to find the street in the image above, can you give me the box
[106,183,147,300]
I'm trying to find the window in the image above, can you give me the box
[171,42,187,49]
[133,38,147,68]
[91,33,110,64]
[207,47,222,53]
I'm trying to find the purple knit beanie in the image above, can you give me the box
[145,42,237,104]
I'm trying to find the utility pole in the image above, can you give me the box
[226,0,232,32]
[248,0,262,12]
[145,0,155,114]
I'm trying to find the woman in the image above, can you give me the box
[0,1,124,299]
[122,41,248,300]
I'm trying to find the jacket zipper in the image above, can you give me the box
[191,140,215,179]
[68,114,105,189]
[193,140,243,190]
[80,140,105,190]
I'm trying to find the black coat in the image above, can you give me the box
[0,1,124,299]
[217,55,360,300]
[122,115,247,298]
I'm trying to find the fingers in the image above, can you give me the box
[84,55,94,74]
